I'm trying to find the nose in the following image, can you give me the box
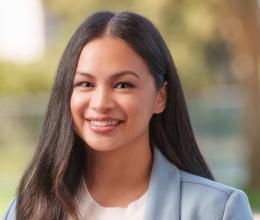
[89,86,115,113]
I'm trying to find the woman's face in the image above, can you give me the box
[70,36,167,152]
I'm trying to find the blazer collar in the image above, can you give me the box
[144,146,180,220]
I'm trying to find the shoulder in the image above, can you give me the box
[2,199,16,220]
[180,170,235,196]
[151,147,253,219]
[179,170,253,220]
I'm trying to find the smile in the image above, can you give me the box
[87,119,124,133]
[90,120,121,127]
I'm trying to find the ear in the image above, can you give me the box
[154,81,167,114]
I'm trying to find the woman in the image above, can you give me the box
[3,11,253,220]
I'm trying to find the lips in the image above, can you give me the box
[86,116,124,133]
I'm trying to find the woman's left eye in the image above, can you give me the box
[114,82,134,89]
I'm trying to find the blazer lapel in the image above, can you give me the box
[144,146,180,220]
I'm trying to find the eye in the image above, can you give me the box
[75,81,94,88]
[114,82,134,89]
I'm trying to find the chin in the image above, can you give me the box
[85,142,121,152]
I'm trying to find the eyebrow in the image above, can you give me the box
[75,70,141,80]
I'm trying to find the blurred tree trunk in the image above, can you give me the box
[217,0,260,188]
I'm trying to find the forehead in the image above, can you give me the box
[76,36,151,78]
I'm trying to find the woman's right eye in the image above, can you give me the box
[75,81,94,88]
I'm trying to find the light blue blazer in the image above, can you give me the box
[3,146,253,220]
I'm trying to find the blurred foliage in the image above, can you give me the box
[244,187,260,211]
[0,60,52,93]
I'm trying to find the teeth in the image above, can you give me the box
[91,120,120,127]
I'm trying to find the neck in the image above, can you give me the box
[84,140,152,205]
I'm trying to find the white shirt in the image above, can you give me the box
[74,180,148,220]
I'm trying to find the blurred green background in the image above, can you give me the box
[1,0,260,216]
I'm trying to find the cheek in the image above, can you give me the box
[70,92,86,122]
[121,93,156,120]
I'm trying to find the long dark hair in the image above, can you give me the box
[16,11,214,219]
